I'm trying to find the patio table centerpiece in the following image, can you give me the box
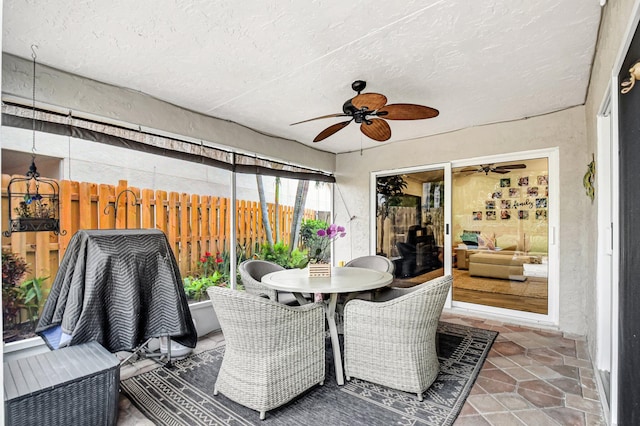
[307,223,346,278]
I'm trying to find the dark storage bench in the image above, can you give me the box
[4,341,120,426]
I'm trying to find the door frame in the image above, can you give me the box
[370,162,453,307]
[596,92,615,423]
[598,1,640,424]
[449,148,560,326]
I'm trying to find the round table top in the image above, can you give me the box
[261,266,393,294]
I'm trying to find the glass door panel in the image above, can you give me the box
[374,166,449,286]
[451,157,549,314]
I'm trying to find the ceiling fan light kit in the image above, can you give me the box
[292,80,439,143]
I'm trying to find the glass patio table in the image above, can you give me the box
[261,266,393,385]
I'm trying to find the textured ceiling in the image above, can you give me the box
[3,1,602,154]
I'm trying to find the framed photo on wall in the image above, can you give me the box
[500,178,511,187]
[536,209,547,220]
[473,211,482,220]
[501,210,511,220]
[527,187,539,197]
[509,188,519,197]
[501,200,511,209]
[536,198,548,208]
[486,200,495,209]
[518,210,529,220]
[518,176,529,186]
[492,191,502,199]
[537,175,548,185]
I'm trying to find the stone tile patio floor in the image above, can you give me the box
[117,312,606,425]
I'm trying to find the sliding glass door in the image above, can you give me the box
[450,151,557,322]
[371,163,452,292]
[371,150,557,323]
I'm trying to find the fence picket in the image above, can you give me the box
[115,180,127,229]
[155,190,167,233]
[2,174,328,302]
[98,184,114,229]
[141,189,154,229]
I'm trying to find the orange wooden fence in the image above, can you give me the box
[2,175,321,293]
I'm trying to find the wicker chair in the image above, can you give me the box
[207,286,325,420]
[343,275,452,400]
[345,255,395,274]
[238,259,300,305]
[339,255,396,307]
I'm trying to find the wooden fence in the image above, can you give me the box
[2,175,322,294]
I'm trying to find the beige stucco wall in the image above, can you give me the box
[584,0,637,359]
[1,53,335,174]
[335,106,588,334]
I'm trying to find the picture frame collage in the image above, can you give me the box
[473,174,548,221]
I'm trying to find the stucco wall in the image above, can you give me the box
[335,106,588,334]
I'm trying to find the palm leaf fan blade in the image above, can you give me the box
[290,113,349,125]
[313,120,352,142]
[494,164,526,170]
[377,104,439,120]
[360,119,391,141]
[351,93,388,110]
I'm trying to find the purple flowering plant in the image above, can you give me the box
[308,223,346,264]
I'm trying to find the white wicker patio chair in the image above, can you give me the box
[343,275,452,401]
[238,259,300,305]
[344,255,395,274]
[207,286,325,420]
[338,255,396,314]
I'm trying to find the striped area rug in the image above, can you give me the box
[120,322,497,425]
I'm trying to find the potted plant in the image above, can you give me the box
[305,223,347,277]
[13,196,58,233]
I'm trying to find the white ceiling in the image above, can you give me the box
[3,1,602,154]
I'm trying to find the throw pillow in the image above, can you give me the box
[461,232,479,245]
[478,234,496,250]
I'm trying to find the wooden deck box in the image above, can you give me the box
[4,341,120,426]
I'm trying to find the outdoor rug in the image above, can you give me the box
[120,322,497,426]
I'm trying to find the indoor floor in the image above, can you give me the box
[394,268,548,314]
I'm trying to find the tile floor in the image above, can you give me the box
[117,312,606,426]
[443,312,606,426]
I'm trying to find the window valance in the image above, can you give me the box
[2,103,335,183]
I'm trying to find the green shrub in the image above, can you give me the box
[18,276,48,326]
[300,218,329,247]
[259,241,308,269]
[183,271,225,302]
[183,245,248,301]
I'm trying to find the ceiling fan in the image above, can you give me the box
[457,164,527,175]
[290,80,439,142]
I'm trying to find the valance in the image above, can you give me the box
[2,103,335,182]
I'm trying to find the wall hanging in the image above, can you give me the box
[583,154,595,202]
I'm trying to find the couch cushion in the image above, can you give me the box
[469,252,530,266]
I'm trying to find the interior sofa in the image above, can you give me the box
[468,252,529,281]
[455,230,547,280]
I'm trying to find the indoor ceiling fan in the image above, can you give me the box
[290,80,439,142]
[457,164,527,175]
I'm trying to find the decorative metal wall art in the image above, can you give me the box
[621,60,640,94]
